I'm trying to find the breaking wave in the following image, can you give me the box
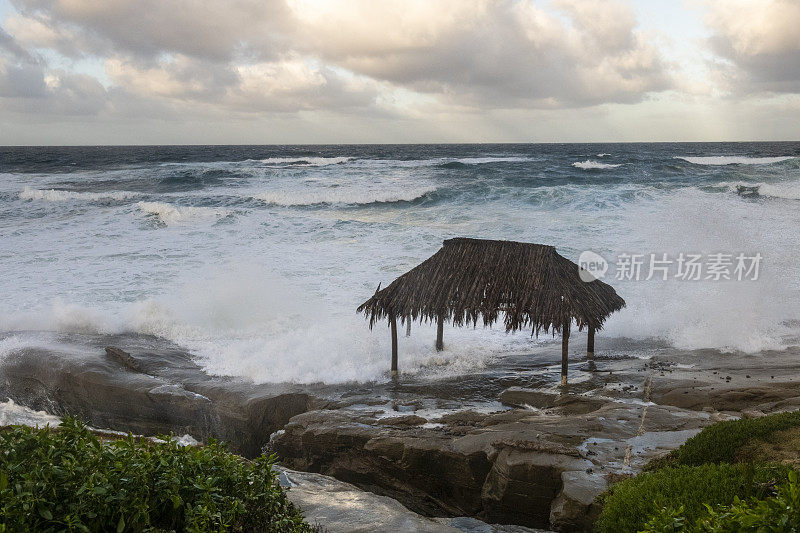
[251,185,437,207]
[572,160,622,170]
[137,201,229,225]
[256,156,351,166]
[445,157,536,165]
[718,181,800,200]
[677,156,795,166]
[19,187,139,202]
[0,265,514,384]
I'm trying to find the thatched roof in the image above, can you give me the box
[357,238,625,335]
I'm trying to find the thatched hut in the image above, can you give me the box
[357,238,625,385]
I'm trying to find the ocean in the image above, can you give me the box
[2,143,799,385]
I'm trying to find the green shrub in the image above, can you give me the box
[657,411,800,467]
[641,470,800,532]
[597,463,787,533]
[0,417,313,532]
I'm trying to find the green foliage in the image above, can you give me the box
[657,411,800,468]
[599,411,800,533]
[0,417,313,532]
[596,463,787,533]
[640,470,800,532]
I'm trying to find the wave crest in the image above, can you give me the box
[137,201,229,225]
[19,187,138,202]
[572,160,622,170]
[677,156,795,165]
[251,185,437,207]
[718,181,800,200]
[256,156,351,166]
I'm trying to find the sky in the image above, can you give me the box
[0,0,798,145]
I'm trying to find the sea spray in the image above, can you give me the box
[2,144,800,385]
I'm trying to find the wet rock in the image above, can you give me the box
[275,467,459,533]
[0,344,327,457]
[481,447,591,526]
[498,388,603,416]
[377,414,427,427]
[651,382,800,412]
[437,410,489,426]
[272,400,711,530]
[549,471,606,532]
[499,388,558,409]
[551,396,606,416]
[275,408,494,518]
[436,516,547,532]
[105,346,141,372]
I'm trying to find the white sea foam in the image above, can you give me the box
[252,185,436,206]
[445,157,536,165]
[0,399,61,428]
[572,160,622,169]
[677,156,795,165]
[0,301,115,334]
[757,183,800,200]
[718,181,800,200]
[256,156,351,166]
[4,148,800,386]
[159,157,352,169]
[137,201,228,225]
[0,264,519,384]
[19,187,138,202]
[597,153,611,157]
[600,186,799,353]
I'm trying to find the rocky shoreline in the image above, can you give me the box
[2,333,800,531]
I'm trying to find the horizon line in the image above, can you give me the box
[2,140,800,148]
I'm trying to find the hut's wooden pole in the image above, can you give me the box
[587,324,595,361]
[390,314,398,377]
[436,315,444,351]
[561,318,570,386]
[406,315,411,337]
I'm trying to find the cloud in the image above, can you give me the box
[0,25,108,115]
[8,0,291,62]
[0,26,36,62]
[288,0,672,107]
[701,0,800,94]
[3,0,674,117]
[103,55,381,114]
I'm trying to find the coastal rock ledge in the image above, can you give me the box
[8,341,800,531]
[271,398,710,531]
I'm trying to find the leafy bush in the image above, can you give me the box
[0,417,313,532]
[596,463,787,533]
[641,470,800,532]
[655,411,800,468]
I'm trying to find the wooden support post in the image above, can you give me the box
[561,318,570,386]
[390,314,398,377]
[587,324,595,361]
[436,315,444,352]
[406,315,411,337]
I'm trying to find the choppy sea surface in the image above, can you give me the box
[2,143,799,385]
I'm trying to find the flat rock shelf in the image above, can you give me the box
[4,333,800,531]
